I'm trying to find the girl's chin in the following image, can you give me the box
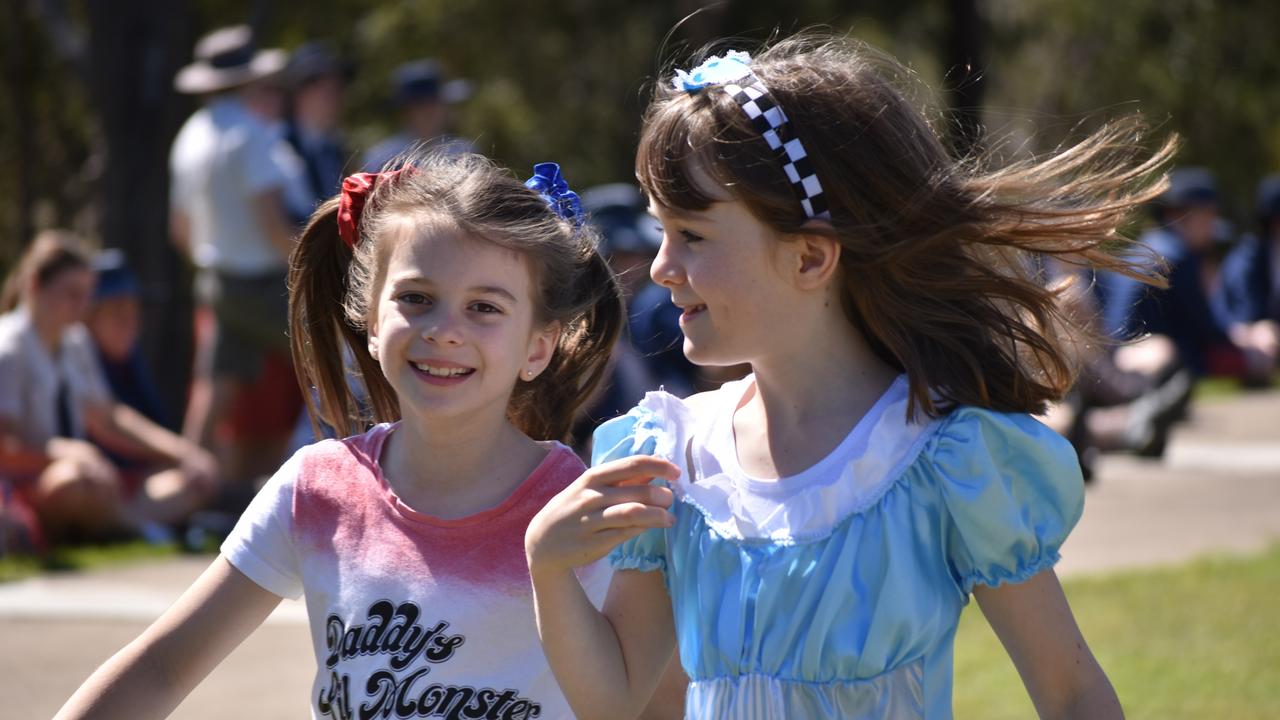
[682,338,740,368]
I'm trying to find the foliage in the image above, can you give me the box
[2,0,1277,273]
[984,0,1280,229]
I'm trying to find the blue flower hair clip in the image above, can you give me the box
[671,49,754,92]
[526,162,583,226]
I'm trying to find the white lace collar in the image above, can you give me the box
[637,374,939,544]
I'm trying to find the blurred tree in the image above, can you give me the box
[81,0,196,416]
[3,0,1276,420]
[984,0,1280,226]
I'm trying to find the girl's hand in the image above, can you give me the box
[526,456,679,577]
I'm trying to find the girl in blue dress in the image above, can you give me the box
[526,35,1173,719]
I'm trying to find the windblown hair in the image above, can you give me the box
[638,33,1176,418]
[288,151,623,442]
[0,230,93,313]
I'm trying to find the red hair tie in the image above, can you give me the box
[336,169,408,249]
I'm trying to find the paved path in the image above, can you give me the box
[3,390,1277,719]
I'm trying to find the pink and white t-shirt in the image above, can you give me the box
[222,423,609,720]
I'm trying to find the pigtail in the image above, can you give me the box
[510,245,625,442]
[288,198,398,439]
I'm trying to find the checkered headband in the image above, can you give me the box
[722,80,830,220]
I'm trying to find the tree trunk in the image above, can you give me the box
[945,0,986,158]
[84,0,195,428]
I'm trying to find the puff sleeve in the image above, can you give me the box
[931,407,1084,594]
[594,404,673,576]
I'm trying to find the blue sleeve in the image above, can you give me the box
[1099,269,1149,339]
[932,407,1084,594]
[592,411,670,576]
[1218,235,1266,324]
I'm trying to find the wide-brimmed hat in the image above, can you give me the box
[392,59,472,106]
[175,25,287,95]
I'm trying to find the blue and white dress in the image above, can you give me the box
[595,374,1083,719]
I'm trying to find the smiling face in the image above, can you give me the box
[648,185,810,368]
[366,218,557,428]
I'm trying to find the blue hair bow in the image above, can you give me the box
[526,162,583,226]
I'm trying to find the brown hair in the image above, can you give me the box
[0,230,94,313]
[289,151,623,442]
[638,34,1176,418]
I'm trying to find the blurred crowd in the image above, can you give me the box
[1042,166,1280,480]
[2,26,1278,556]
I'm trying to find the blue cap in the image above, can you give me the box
[1162,167,1218,208]
[286,41,349,88]
[1256,174,1280,221]
[92,249,140,301]
[581,184,662,256]
[392,59,471,106]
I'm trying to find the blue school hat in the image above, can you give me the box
[1256,174,1280,222]
[1162,167,1219,208]
[285,41,350,88]
[581,184,662,257]
[92,249,140,301]
[392,59,471,106]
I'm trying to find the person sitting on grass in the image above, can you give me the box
[0,231,218,545]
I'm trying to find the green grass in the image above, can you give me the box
[1193,372,1280,400]
[954,545,1280,719]
[0,540,181,583]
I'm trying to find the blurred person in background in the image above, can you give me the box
[1040,261,1192,480]
[280,41,350,226]
[0,232,217,545]
[362,58,473,171]
[575,184,664,436]
[1101,167,1272,383]
[85,250,172,433]
[1217,174,1280,374]
[169,25,304,502]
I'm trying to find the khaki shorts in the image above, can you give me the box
[196,269,291,381]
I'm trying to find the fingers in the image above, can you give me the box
[580,455,681,489]
[598,483,675,509]
[598,502,675,530]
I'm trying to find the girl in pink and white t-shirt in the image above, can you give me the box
[57,152,622,720]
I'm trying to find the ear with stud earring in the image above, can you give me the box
[524,369,536,381]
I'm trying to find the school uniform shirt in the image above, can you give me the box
[600,375,1083,719]
[1218,231,1280,324]
[0,308,111,448]
[222,423,611,720]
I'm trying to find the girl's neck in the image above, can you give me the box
[380,407,547,520]
[734,312,899,479]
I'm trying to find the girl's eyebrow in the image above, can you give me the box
[389,277,518,303]
[471,286,518,303]
[648,204,707,220]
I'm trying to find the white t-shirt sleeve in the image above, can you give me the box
[0,329,22,420]
[221,449,306,599]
